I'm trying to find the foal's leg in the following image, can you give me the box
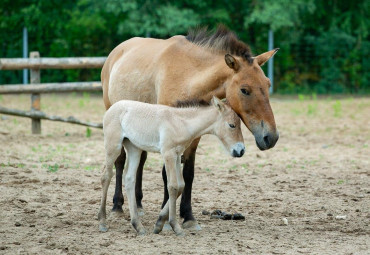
[154,152,184,236]
[98,132,123,232]
[161,139,201,230]
[112,147,126,213]
[112,150,147,215]
[123,140,146,235]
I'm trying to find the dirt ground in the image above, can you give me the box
[0,94,369,255]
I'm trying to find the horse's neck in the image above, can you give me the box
[177,107,218,140]
[187,56,232,102]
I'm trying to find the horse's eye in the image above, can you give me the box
[241,88,250,96]
[229,123,236,128]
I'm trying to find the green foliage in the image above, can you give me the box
[244,0,316,31]
[0,0,368,94]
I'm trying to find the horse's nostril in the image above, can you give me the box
[263,135,270,147]
[232,149,237,157]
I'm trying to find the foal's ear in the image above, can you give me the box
[212,96,225,112]
[225,54,239,71]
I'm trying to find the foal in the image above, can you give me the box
[98,97,245,236]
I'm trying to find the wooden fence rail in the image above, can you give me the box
[0,82,102,94]
[0,106,103,129]
[0,51,106,133]
[0,57,106,70]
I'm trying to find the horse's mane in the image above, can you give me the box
[174,99,209,108]
[186,25,253,64]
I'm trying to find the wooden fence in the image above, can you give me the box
[0,52,106,134]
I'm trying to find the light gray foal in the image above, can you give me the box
[98,97,245,236]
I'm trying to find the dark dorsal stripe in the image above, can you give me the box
[186,25,253,64]
[174,99,209,108]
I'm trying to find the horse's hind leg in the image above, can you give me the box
[112,147,126,213]
[180,138,201,230]
[135,151,147,216]
[123,140,146,235]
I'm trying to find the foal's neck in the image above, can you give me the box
[178,106,218,140]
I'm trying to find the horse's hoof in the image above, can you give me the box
[110,210,124,218]
[111,205,124,213]
[137,207,145,217]
[99,224,108,232]
[182,220,202,231]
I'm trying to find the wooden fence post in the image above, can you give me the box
[30,52,41,134]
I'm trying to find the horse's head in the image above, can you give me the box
[224,49,279,151]
[211,97,245,158]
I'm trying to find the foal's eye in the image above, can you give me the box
[229,123,236,128]
[241,89,250,96]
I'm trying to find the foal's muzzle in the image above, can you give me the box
[231,142,245,158]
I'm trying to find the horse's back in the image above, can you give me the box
[102,36,187,109]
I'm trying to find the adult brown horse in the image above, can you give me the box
[101,26,279,230]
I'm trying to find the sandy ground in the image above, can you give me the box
[0,94,369,254]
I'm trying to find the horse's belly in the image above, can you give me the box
[109,66,157,104]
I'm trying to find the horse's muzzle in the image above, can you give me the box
[256,131,279,150]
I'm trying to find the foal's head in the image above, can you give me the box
[211,97,245,158]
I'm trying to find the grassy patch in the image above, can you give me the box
[44,163,59,172]
[333,101,342,117]
[86,127,92,138]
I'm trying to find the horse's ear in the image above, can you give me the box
[254,48,279,66]
[212,96,225,112]
[225,54,240,71]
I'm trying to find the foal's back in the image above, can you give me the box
[104,100,188,153]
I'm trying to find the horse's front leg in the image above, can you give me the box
[180,138,201,230]
[135,151,147,216]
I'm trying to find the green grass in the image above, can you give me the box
[43,163,59,172]
[86,127,92,138]
[333,101,342,117]
[307,103,318,116]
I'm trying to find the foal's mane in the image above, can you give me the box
[174,99,209,108]
[186,25,253,63]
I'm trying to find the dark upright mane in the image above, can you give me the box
[174,99,209,108]
[186,25,253,63]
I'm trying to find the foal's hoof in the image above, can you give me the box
[99,223,108,232]
[163,222,172,231]
[176,231,185,237]
[153,225,162,234]
[137,229,146,236]
[182,220,202,231]
[137,207,145,217]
